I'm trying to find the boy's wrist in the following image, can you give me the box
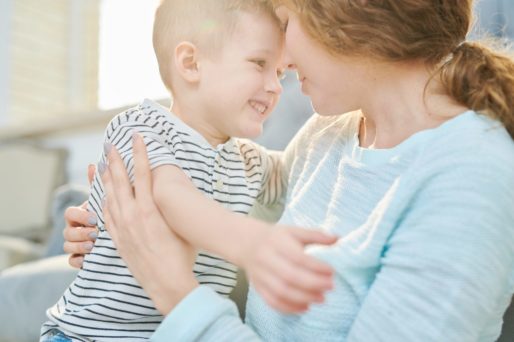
[231,219,272,268]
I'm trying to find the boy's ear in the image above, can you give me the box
[174,41,200,83]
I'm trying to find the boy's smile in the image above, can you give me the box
[175,11,284,146]
[248,99,271,116]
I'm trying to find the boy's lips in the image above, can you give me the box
[249,99,271,116]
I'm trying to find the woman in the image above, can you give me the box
[65,0,514,340]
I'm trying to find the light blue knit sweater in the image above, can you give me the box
[152,111,514,342]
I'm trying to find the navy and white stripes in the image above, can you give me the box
[42,99,286,341]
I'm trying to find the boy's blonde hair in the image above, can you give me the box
[154,0,279,92]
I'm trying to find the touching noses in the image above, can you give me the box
[265,71,283,95]
[283,48,297,71]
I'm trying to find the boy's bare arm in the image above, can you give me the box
[151,164,336,312]
[151,165,270,267]
[112,134,337,313]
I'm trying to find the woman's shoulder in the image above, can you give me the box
[416,111,514,183]
[427,111,513,158]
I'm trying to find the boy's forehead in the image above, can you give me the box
[200,19,219,32]
[230,11,282,36]
[228,19,283,48]
[223,19,284,60]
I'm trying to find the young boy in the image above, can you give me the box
[41,0,286,340]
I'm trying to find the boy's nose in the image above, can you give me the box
[266,73,283,95]
[286,62,297,70]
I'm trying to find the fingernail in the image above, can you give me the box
[132,131,139,142]
[88,231,98,240]
[98,161,106,175]
[104,142,112,156]
[87,215,97,226]
[84,242,94,251]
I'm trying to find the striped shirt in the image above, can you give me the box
[42,99,285,341]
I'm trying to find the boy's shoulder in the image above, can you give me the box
[233,138,267,160]
[107,99,171,132]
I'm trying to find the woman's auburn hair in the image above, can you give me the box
[272,0,514,139]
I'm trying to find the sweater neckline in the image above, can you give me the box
[350,110,475,165]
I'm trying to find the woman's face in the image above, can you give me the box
[275,6,371,116]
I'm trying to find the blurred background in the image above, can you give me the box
[0,0,512,340]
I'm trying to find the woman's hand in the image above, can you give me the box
[100,133,198,315]
[63,164,98,269]
[242,226,337,313]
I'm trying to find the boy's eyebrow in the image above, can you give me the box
[247,48,275,55]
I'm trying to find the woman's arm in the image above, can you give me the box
[152,286,263,341]
[99,132,263,340]
[101,133,336,313]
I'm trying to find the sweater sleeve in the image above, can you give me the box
[347,144,514,341]
[151,286,263,341]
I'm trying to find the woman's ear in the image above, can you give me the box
[174,41,200,83]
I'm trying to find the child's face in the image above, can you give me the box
[197,11,284,139]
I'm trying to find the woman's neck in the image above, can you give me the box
[358,61,468,149]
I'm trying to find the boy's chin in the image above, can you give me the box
[235,125,263,140]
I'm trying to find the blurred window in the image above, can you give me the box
[98,0,167,110]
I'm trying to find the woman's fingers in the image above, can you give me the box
[103,199,121,247]
[104,142,135,206]
[62,205,97,257]
[68,254,85,269]
[132,133,154,207]
[64,206,97,228]
[64,240,94,255]
[87,164,96,185]
[63,225,97,243]
[99,160,122,225]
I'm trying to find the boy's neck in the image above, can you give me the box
[170,102,230,148]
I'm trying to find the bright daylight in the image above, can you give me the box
[0,1,513,341]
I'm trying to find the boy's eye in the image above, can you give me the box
[252,59,266,68]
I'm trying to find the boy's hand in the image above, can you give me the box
[63,164,99,269]
[243,227,337,313]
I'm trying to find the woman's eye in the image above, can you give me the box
[277,69,286,81]
[281,20,289,32]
